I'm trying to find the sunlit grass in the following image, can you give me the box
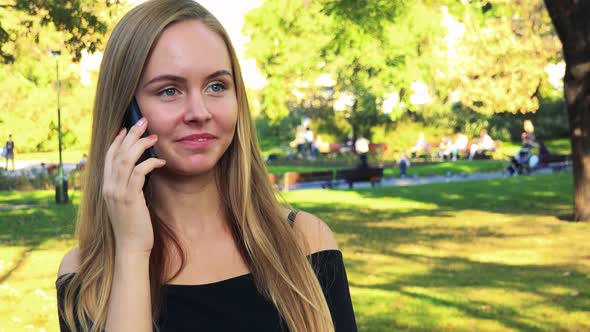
[283,172,589,331]
[1,173,588,331]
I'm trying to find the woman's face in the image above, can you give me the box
[136,20,238,176]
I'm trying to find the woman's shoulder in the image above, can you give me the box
[57,247,80,279]
[282,208,339,256]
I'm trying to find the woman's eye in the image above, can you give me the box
[160,87,177,97]
[207,82,226,93]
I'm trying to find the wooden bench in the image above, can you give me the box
[334,167,384,189]
[368,143,387,153]
[540,154,571,172]
[283,171,334,191]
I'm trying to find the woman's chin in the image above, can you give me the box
[159,160,217,177]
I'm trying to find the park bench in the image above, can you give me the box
[282,170,334,191]
[539,154,571,172]
[368,143,387,153]
[320,142,388,156]
[334,167,384,189]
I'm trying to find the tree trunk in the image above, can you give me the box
[349,100,359,153]
[544,0,590,221]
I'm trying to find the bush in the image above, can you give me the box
[0,168,62,191]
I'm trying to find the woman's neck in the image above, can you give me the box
[147,169,228,240]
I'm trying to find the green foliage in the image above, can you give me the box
[0,1,127,153]
[0,0,122,63]
[244,0,564,148]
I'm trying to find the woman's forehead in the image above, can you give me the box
[143,20,232,80]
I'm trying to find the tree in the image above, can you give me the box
[434,0,561,115]
[244,0,443,142]
[544,0,590,221]
[0,1,127,153]
[0,0,120,63]
[245,1,562,140]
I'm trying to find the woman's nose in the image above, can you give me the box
[183,93,212,123]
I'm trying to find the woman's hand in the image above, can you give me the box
[102,118,166,254]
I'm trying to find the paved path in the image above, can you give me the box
[0,204,51,211]
[1,161,78,177]
[285,166,571,191]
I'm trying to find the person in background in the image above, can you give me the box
[4,134,14,171]
[355,136,370,168]
[290,125,306,158]
[522,119,537,147]
[78,153,88,170]
[55,1,356,331]
[399,154,410,178]
[410,132,430,157]
[304,127,314,159]
[538,140,552,163]
[451,132,468,161]
[437,136,453,161]
[469,129,495,160]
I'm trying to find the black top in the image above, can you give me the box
[57,249,357,332]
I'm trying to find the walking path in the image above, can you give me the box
[1,161,78,177]
[285,165,571,191]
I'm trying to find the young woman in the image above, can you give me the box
[56,0,357,331]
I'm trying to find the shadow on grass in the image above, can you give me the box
[0,201,77,282]
[290,173,573,223]
[359,173,573,217]
[286,173,588,330]
[347,251,589,331]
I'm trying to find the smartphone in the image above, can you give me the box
[123,97,158,166]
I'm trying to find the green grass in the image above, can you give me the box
[17,150,88,164]
[282,172,589,331]
[1,173,588,331]
[545,138,571,155]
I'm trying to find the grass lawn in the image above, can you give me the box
[1,172,588,331]
[17,150,88,164]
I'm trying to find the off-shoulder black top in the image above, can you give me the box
[56,213,357,331]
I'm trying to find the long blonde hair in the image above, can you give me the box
[58,0,334,331]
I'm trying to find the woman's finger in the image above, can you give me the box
[104,128,127,179]
[115,134,159,186]
[118,118,148,155]
[127,158,167,193]
[112,119,150,183]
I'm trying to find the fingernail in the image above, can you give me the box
[136,118,145,127]
[119,128,126,136]
[149,134,157,140]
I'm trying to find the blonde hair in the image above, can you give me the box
[58,0,334,331]
[524,119,534,133]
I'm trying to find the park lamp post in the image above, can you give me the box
[49,50,68,204]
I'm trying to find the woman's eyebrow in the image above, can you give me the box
[143,74,187,88]
[206,69,232,80]
[142,70,232,89]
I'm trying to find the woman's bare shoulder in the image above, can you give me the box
[58,247,80,278]
[287,209,339,255]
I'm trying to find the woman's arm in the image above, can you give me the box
[102,120,166,331]
[57,248,153,332]
[290,211,358,331]
[106,250,152,332]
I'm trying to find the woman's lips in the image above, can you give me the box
[176,136,217,149]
